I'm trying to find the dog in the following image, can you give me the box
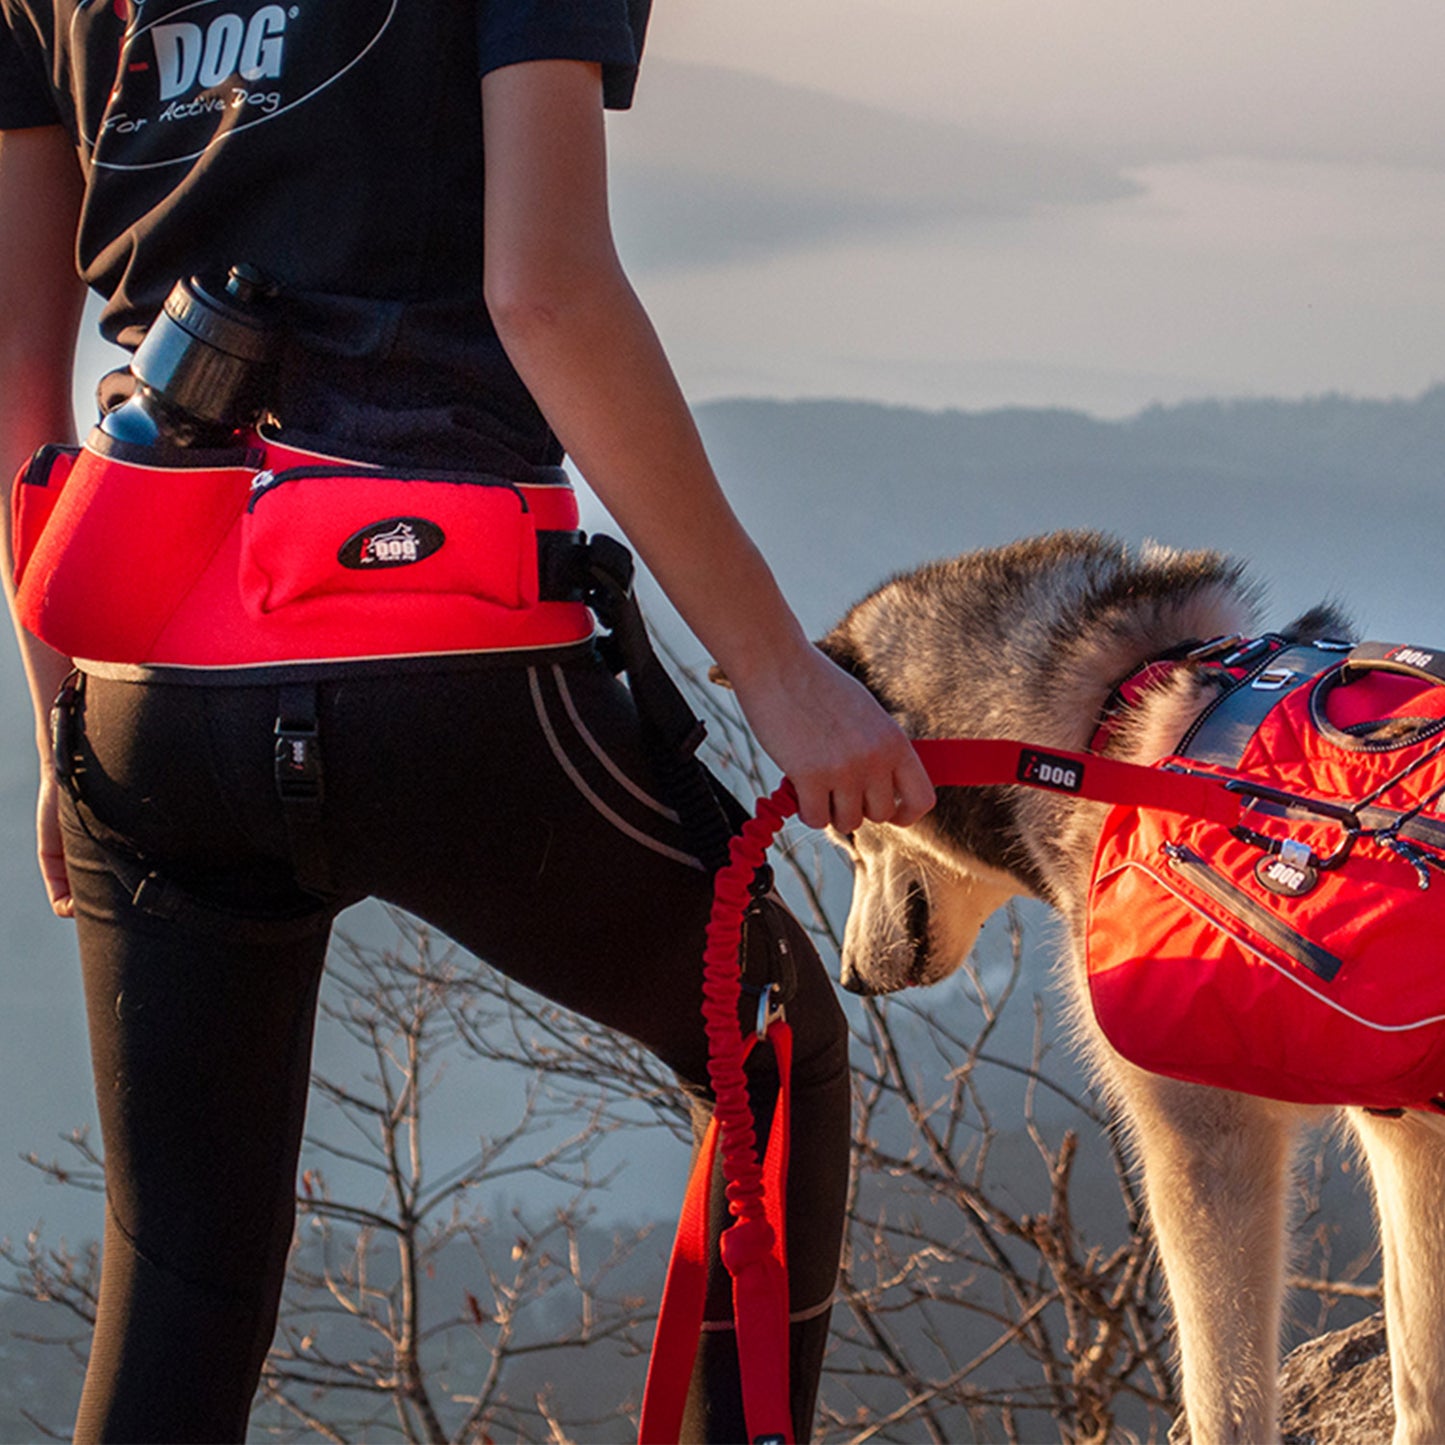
[820,531,1443,1445]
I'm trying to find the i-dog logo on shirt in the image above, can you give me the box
[81,0,396,169]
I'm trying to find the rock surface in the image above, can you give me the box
[1169,1313,1393,1445]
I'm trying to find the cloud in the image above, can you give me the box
[607,62,1140,273]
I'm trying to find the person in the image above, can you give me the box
[0,3,936,1440]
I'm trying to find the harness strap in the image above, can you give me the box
[274,682,331,896]
[50,674,328,942]
[583,535,740,871]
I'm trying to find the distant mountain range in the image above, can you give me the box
[689,387,1445,645]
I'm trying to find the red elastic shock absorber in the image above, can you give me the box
[641,780,799,1445]
[701,781,798,1445]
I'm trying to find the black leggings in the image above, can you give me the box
[59,653,850,1444]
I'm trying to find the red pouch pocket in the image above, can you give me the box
[239,468,539,616]
[10,445,79,588]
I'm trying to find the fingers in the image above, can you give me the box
[39,842,73,918]
[889,755,937,828]
[36,778,74,919]
[794,750,937,835]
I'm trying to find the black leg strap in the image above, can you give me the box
[50,673,329,940]
[274,683,331,896]
[583,536,740,873]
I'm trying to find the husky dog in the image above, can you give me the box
[821,531,1442,1445]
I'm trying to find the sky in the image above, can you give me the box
[591,0,1445,416]
[72,1,1445,418]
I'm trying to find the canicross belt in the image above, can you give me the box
[12,434,599,668]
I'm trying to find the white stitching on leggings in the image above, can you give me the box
[551,665,680,822]
[528,668,703,871]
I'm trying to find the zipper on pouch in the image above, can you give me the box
[247,464,528,513]
[1161,842,1344,983]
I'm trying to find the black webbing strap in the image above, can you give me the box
[51,673,328,940]
[583,535,740,874]
[274,682,331,895]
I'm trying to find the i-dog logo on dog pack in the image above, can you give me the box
[1388,645,1438,672]
[338,517,445,570]
[1017,748,1084,793]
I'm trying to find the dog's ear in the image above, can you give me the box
[816,625,872,687]
[1279,602,1355,646]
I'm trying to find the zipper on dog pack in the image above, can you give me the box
[247,464,529,513]
[1161,842,1344,983]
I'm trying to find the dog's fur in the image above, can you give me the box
[822,531,1445,1445]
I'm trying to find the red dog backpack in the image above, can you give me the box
[1086,640,1445,1111]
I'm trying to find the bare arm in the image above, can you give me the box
[0,125,87,916]
[480,61,934,832]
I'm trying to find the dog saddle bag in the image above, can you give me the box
[1086,640,1445,1111]
[10,434,594,667]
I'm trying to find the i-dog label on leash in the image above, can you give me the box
[1016,748,1084,793]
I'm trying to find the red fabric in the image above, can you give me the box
[240,473,539,614]
[640,1026,792,1445]
[1087,669,1445,1110]
[17,446,255,661]
[10,448,77,591]
[12,438,593,665]
[911,738,1243,827]
[639,1113,718,1443]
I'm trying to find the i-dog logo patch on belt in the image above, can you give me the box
[338,517,445,569]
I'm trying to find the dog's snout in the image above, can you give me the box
[839,957,882,996]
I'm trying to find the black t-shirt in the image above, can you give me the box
[0,0,649,474]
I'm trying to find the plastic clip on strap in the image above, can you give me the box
[640,783,798,1445]
[274,683,330,895]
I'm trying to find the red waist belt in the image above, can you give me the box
[11,434,594,667]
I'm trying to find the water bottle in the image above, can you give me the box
[99,263,282,455]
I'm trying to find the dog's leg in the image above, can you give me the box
[1115,1068,1296,1445]
[1349,1110,1445,1444]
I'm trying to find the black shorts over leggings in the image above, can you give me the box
[59,649,850,1444]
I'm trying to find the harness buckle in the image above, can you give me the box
[274,721,323,803]
[1186,634,1247,663]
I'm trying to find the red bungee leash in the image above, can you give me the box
[639,739,1252,1444]
[640,782,799,1445]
